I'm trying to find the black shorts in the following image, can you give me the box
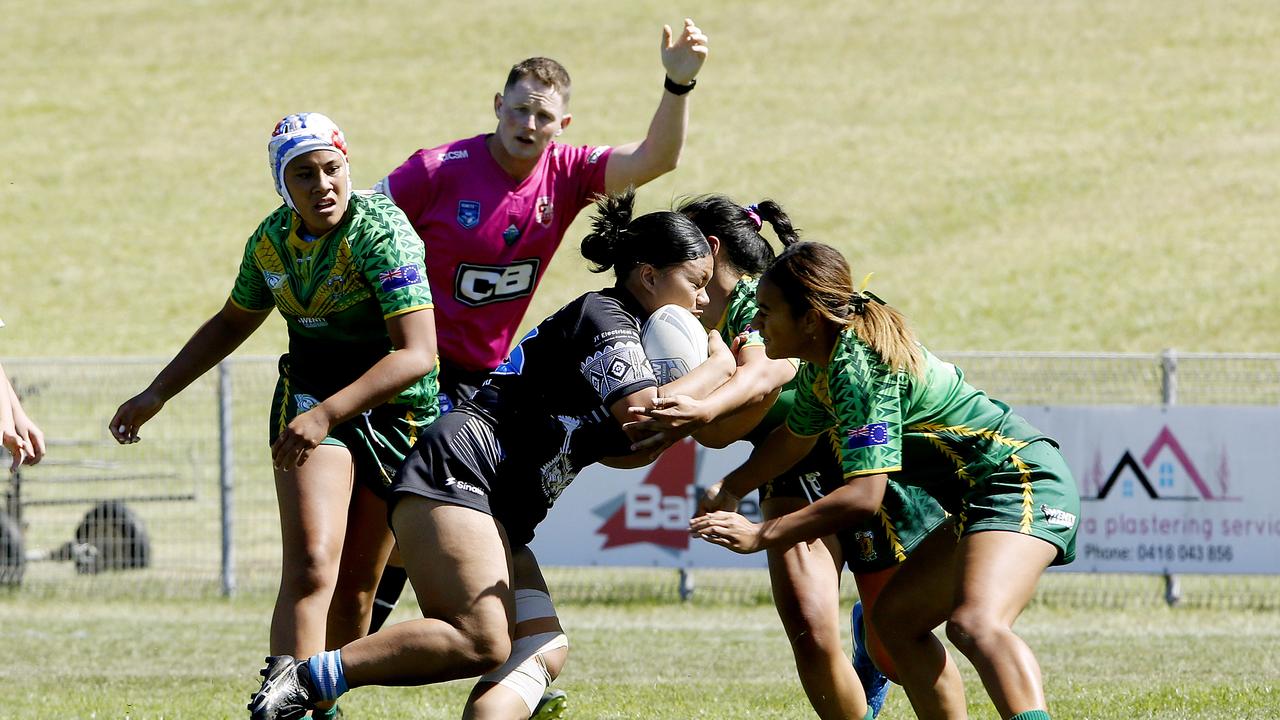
[436,358,495,414]
[388,406,551,547]
[270,356,431,500]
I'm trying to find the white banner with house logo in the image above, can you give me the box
[530,407,1280,574]
[1017,406,1280,574]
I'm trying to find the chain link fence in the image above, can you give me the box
[2,352,1278,605]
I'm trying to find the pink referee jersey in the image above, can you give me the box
[377,134,613,372]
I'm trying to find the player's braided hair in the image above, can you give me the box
[764,241,923,377]
[581,188,710,280]
[676,195,800,276]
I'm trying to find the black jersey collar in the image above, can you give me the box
[601,284,649,321]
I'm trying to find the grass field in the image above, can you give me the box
[3,0,1280,356]
[4,1,1280,718]
[1,592,1278,719]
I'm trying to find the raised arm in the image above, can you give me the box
[110,300,270,444]
[603,19,709,194]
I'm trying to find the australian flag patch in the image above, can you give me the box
[846,422,889,449]
[378,265,422,292]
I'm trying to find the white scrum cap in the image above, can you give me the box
[268,112,349,213]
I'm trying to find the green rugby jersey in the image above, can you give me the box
[785,330,1049,503]
[714,275,766,350]
[230,192,438,411]
[716,275,800,435]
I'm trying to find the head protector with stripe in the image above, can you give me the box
[268,113,349,213]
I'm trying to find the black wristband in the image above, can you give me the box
[664,75,696,95]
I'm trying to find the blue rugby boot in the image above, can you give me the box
[851,601,890,717]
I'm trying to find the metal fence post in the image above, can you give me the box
[218,361,236,597]
[679,567,695,602]
[1160,348,1178,406]
[1159,349,1182,605]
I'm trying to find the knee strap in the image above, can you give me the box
[478,631,569,712]
[514,588,557,622]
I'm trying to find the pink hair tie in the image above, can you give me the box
[743,204,763,230]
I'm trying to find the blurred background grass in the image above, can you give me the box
[3,0,1278,358]
[3,3,1280,717]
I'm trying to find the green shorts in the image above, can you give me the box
[955,439,1080,565]
[269,370,432,499]
[760,431,948,574]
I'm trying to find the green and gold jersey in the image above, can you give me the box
[714,276,766,350]
[785,330,1049,504]
[715,275,806,440]
[230,192,438,411]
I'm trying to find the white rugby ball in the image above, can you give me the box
[641,304,709,385]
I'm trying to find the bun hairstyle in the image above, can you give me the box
[677,195,800,276]
[764,241,923,377]
[581,189,711,280]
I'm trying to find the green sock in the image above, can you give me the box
[1008,711,1051,720]
[314,706,341,719]
[863,708,875,720]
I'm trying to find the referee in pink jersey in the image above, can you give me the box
[365,18,709,720]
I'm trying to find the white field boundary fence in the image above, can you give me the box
[2,351,1278,606]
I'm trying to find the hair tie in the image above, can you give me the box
[743,204,763,230]
[849,272,887,316]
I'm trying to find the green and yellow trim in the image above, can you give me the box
[227,295,273,314]
[383,303,434,320]
[275,375,291,438]
[844,466,900,479]
[911,422,1029,451]
[877,508,908,562]
[1010,452,1035,534]
[405,409,418,445]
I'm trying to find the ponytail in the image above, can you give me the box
[676,195,801,276]
[580,191,635,274]
[849,299,922,378]
[582,189,710,280]
[752,200,800,247]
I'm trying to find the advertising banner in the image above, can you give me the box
[530,406,1280,574]
[530,437,763,568]
[1018,406,1280,574]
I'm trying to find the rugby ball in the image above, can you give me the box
[641,304,709,385]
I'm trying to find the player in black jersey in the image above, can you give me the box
[249,190,735,720]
